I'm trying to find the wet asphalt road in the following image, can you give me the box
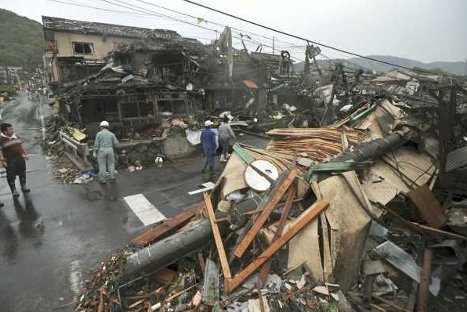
[0,94,239,311]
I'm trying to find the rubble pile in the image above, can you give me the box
[43,114,67,155]
[40,16,467,312]
[73,80,467,311]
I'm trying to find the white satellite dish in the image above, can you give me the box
[244,159,279,192]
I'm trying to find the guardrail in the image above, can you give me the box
[59,130,92,171]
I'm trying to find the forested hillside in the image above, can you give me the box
[0,9,43,71]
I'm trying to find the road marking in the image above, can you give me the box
[124,194,166,226]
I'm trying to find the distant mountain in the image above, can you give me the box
[0,9,43,71]
[294,55,467,76]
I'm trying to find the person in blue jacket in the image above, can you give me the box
[200,120,217,173]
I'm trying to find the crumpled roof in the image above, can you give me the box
[42,16,180,40]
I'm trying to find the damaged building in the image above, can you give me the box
[42,16,178,90]
[38,13,467,312]
[72,75,467,312]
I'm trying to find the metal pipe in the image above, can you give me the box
[123,219,215,281]
[332,127,410,163]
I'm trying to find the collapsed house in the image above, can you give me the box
[44,18,380,176]
[70,64,467,311]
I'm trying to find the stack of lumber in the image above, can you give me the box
[266,128,362,162]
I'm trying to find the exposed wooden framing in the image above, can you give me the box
[233,169,299,258]
[226,199,330,293]
[257,182,297,286]
[203,192,232,283]
[373,294,410,312]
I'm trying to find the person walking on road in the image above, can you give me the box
[218,115,236,163]
[94,121,119,183]
[200,120,216,173]
[0,123,30,198]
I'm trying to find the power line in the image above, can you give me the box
[132,0,277,43]
[50,0,378,72]
[53,0,303,56]
[179,0,452,75]
[49,0,152,15]
[101,0,221,34]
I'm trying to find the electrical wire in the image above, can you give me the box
[49,0,153,15]
[180,0,457,77]
[125,0,301,51]
[50,0,363,71]
[51,0,299,56]
[100,0,221,34]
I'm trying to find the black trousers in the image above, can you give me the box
[6,156,26,185]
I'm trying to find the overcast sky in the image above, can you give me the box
[1,0,466,64]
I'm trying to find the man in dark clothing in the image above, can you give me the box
[0,123,30,197]
[200,120,217,173]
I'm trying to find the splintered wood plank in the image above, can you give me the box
[226,199,330,294]
[203,192,232,280]
[258,183,297,286]
[233,169,299,258]
[408,184,447,228]
[131,203,201,247]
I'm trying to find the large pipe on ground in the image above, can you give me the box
[123,127,412,280]
[333,127,410,163]
[123,219,214,281]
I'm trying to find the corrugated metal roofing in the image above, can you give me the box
[446,145,467,172]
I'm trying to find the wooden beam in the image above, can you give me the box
[233,169,299,258]
[130,202,201,247]
[416,248,433,312]
[257,182,297,286]
[408,184,447,228]
[203,192,232,280]
[373,294,410,312]
[226,199,330,293]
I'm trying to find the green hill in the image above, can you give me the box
[0,9,43,71]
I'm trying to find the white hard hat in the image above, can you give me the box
[204,120,213,127]
[100,121,109,127]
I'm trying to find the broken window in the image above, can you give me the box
[73,42,94,55]
[120,102,139,118]
[139,101,153,117]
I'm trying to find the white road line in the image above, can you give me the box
[124,194,166,226]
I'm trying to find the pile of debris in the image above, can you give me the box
[73,89,467,312]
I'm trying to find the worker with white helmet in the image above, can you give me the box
[218,115,236,162]
[200,120,216,173]
[94,121,119,183]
